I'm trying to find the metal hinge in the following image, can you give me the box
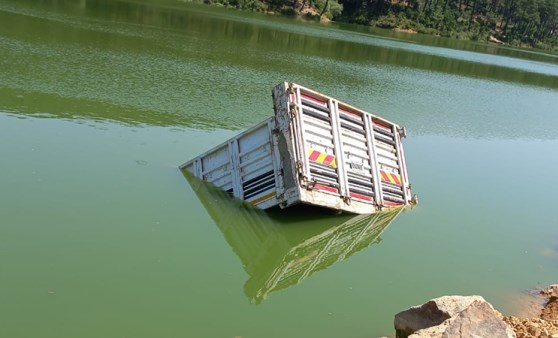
[398,127,407,138]
[289,103,298,119]
[306,179,316,190]
[296,160,304,174]
[287,82,295,94]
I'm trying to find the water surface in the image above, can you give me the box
[1,1,557,337]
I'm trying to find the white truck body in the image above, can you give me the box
[180,82,413,214]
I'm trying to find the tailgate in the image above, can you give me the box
[280,82,411,209]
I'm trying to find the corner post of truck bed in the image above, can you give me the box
[193,158,203,178]
[395,126,411,204]
[227,139,244,200]
[271,82,304,208]
[268,117,286,204]
[291,85,311,183]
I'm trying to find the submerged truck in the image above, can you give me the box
[180,82,414,214]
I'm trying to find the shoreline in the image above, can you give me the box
[392,284,558,338]
[503,285,558,338]
[191,1,557,52]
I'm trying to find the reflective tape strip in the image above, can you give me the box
[307,149,337,168]
[350,192,373,201]
[309,151,320,161]
[380,170,402,186]
[250,192,276,205]
[313,183,339,194]
[301,94,327,107]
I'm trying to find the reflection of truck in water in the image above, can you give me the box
[183,172,404,304]
[180,82,415,214]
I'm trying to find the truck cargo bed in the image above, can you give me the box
[180,82,414,214]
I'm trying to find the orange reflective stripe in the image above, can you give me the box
[390,173,402,185]
[380,170,390,182]
[380,170,402,186]
[307,149,337,168]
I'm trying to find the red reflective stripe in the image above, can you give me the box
[323,155,335,166]
[309,150,320,161]
[339,107,361,119]
[384,201,403,207]
[380,170,390,182]
[301,94,326,106]
[313,183,338,194]
[391,174,402,186]
[374,120,391,131]
[350,192,373,201]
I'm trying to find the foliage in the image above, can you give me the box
[201,0,558,49]
[200,0,269,11]
[315,0,343,19]
[374,0,556,49]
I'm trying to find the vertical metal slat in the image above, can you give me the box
[330,100,350,200]
[228,140,243,199]
[364,115,384,207]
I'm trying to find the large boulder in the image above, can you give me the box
[394,295,516,338]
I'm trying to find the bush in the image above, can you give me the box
[328,0,343,19]
[281,7,296,15]
[375,14,398,28]
[229,0,267,10]
[313,0,343,19]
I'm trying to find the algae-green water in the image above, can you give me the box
[1,1,557,337]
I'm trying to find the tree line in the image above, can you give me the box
[199,0,558,50]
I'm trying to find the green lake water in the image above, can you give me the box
[1,0,558,337]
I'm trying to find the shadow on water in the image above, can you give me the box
[182,171,404,304]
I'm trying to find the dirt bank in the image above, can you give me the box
[503,285,558,338]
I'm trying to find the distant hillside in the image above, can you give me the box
[195,0,558,50]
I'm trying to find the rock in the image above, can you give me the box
[442,300,516,338]
[394,295,484,336]
[489,35,505,44]
[541,286,558,322]
[394,296,516,338]
[527,325,541,336]
[504,314,558,338]
[542,285,558,298]
[393,27,418,34]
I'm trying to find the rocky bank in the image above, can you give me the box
[503,285,558,338]
[393,285,558,338]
